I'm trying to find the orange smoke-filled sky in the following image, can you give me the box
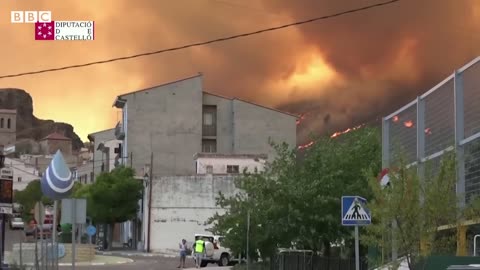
[0,0,479,142]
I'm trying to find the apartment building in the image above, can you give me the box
[113,74,297,177]
[87,128,122,179]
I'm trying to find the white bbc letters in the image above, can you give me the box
[11,11,52,23]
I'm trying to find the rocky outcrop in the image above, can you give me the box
[0,88,83,150]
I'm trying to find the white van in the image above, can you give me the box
[192,234,239,267]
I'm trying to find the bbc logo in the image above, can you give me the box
[11,11,52,23]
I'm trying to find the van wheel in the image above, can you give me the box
[218,254,230,266]
[200,261,208,268]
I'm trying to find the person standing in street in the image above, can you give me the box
[193,237,206,269]
[177,239,188,268]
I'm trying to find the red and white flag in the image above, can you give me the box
[378,168,390,188]
[35,22,55,40]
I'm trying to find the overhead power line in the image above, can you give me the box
[0,0,400,80]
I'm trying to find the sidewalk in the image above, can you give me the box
[5,252,133,267]
[96,250,177,258]
[58,255,134,266]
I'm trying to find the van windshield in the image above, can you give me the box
[195,236,213,242]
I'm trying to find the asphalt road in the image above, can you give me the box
[4,228,228,270]
[59,256,199,270]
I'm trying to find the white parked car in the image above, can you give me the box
[192,234,239,267]
[10,217,24,230]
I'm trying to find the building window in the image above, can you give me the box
[203,113,213,126]
[202,105,217,136]
[0,118,3,128]
[202,139,217,153]
[227,165,239,174]
[7,118,10,129]
[203,106,216,126]
[17,177,21,182]
[206,165,213,174]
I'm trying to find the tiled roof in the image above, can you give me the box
[41,132,71,141]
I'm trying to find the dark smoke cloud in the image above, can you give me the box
[269,0,480,141]
[0,0,478,142]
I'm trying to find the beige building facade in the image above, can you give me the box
[0,109,16,146]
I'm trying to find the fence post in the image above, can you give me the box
[454,69,466,207]
[454,69,468,256]
[416,96,425,198]
[297,254,299,270]
[19,239,22,267]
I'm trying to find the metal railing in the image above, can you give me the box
[7,233,61,270]
[202,124,217,137]
[382,56,480,205]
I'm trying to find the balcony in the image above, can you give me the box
[202,124,216,137]
[115,122,125,140]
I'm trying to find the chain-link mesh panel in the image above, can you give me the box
[424,79,455,156]
[465,136,480,203]
[388,103,417,165]
[463,61,480,139]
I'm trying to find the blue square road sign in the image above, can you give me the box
[341,196,371,226]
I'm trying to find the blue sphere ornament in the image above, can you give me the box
[41,150,74,200]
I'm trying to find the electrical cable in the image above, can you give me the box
[0,0,400,80]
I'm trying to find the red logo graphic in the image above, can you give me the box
[35,21,55,40]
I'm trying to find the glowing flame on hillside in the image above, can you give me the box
[296,113,307,125]
[297,123,367,150]
[404,120,414,128]
[330,124,366,138]
[298,141,314,150]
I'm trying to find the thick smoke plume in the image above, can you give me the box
[0,0,478,142]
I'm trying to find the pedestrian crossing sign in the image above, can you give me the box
[341,196,371,226]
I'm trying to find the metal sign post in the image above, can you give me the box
[61,198,87,270]
[86,225,96,245]
[72,199,76,270]
[341,196,371,270]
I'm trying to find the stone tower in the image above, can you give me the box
[0,109,16,146]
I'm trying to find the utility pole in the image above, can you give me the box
[91,150,95,183]
[130,152,133,168]
[147,152,153,253]
[246,210,250,270]
[129,151,136,249]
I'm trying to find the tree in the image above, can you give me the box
[363,153,465,269]
[208,127,381,260]
[74,166,143,250]
[14,180,53,221]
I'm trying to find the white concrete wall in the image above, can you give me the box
[196,157,266,174]
[5,157,40,191]
[149,175,239,254]
[75,162,93,184]
[104,139,121,172]
[88,128,115,178]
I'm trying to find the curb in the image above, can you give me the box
[97,251,176,258]
[57,258,133,266]
[15,259,133,267]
